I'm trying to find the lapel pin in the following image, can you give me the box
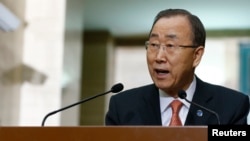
[196,109,203,117]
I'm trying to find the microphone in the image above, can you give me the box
[178,90,220,125]
[41,83,124,126]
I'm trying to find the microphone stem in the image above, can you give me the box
[185,98,221,125]
[41,90,111,126]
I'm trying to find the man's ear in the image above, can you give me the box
[193,46,204,67]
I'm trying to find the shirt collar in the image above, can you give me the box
[159,75,197,112]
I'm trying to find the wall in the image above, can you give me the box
[0,0,65,126]
[0,0,25,125]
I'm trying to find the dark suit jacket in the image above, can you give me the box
[105,77,250,125]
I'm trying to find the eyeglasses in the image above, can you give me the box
[145,41,198,53]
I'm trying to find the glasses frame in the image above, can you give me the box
[145,41,199,50]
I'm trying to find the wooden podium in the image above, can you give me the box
[0,126,207,141]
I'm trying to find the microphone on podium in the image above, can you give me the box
[178,90,221,125]
[41,83,124,126]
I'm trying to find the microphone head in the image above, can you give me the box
[111,83,124,93]
[178,90,187,99]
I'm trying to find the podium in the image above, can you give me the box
[0,126,207,141]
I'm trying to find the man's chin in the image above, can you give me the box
[154,82,171,90]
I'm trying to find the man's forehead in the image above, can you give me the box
[149,32,179,39]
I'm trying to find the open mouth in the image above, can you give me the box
[155,69,169,74]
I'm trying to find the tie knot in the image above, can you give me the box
[170,100,183,113]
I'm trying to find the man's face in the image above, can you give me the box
[146,15,204,96]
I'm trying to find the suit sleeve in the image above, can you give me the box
[105,96,119,125]
[233,95,250,124]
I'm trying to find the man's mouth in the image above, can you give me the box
[155,69,169,74]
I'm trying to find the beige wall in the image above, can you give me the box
[0,0,66,126]
[0,0,101,126]
[0,0,26,125]
[60,0,84,126]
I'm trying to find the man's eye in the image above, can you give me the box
[150,43,158,47]
[166,44,175,48]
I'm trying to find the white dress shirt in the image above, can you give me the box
[160,76,197,126]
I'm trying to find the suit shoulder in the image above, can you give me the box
[113,83,157,98]
[198,78,247,98]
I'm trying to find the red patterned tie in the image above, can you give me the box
[169,100,183,126]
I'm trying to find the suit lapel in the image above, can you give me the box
[140,84,162,125]
[185,77,215,125]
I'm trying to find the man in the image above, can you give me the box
[105,8,249,125]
